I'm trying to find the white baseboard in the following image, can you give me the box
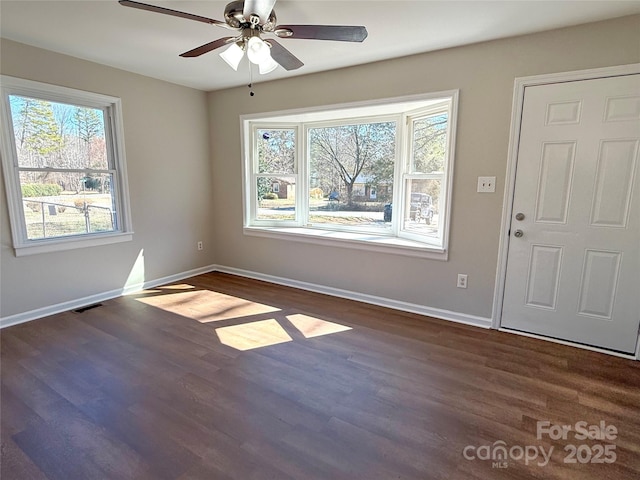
[0,264,217,329]
[4,264,636,361]
[1,263,492,331]
[214,265,493,329]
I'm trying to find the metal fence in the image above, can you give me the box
[23,199,115,240]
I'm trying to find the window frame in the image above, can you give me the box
[0,75,133,256]
[397,101,456,248]
[241,91,458,259]
[303,113,399,235]
[249,123,300,227]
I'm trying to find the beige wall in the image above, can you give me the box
[207,15,640,319]
[0,39,214,318]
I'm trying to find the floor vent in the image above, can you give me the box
[73,303,103,313]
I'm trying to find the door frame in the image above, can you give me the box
[492,63,640,360]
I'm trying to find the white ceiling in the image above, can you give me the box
[2,1,639,92]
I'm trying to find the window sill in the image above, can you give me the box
[244,226,447,260]
[13,232,133,257]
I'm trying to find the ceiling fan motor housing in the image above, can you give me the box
[224,0,277,31]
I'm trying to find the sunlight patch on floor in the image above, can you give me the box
[216,314,353,351]
[157,284,197,290]
[134,285,352,351]
[135,288,280,322]
[215,319,292,351]
[286,314,352,338]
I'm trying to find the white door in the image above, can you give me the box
[502,74,640,354]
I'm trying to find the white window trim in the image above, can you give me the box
[302,113,399,236]
[397,101,457,249]
[0,75,133,256]
[241,91,458,259]
[249,123,300,227]
[243,225,448,260]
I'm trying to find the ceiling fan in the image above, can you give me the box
[119,0,368,75]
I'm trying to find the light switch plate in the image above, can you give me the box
[477,176,496,193]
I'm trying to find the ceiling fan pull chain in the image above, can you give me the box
[248,62,255,97]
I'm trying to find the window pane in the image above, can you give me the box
[402,178,441,237]
[257,176,296,221]
[9,95,108,170]
[411,112,447,173]
[308,122,395,231]
[257,129,295,174]
[19,171,116,240]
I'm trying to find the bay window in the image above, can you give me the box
[242,91,458,258]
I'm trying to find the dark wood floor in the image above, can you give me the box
[2,272,639,479]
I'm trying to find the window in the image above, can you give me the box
[0,76,132,256]
[254,127,297,222]
[242,92,458,258]
[307,119,396,232]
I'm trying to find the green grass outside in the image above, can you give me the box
[23,193,115,239]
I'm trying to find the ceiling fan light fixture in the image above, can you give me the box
[219,42,244,70]
[258,55,279,74]
[246,36,270,65]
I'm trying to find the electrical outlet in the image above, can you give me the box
[457,274,468,289]
[197,241,203,251]
[477,176,496,193]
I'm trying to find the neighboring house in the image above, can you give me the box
[352,175,391,202]
[272,179,295,200]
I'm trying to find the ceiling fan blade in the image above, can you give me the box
[180,37,237,58]
[275,25,368,42]
[119,0,226,27]
[243,0,277,25]
[266,39,304,71]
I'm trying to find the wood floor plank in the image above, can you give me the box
[10,398,155,480]
[0,385,44,437]
[0,433,49,480]
[77,396,200,479]
[1,358,65,417]
[2,271,639,479]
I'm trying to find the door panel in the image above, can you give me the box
[590,140,638,227]
[577,249,621,319]
[502,74,640,354]
[524,245,563,309]
[535,142,575,223]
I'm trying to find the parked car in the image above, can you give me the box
[410,193,434,224]
[383,193,434,224]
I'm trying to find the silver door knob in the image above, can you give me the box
[515,213,525,221]
[514,229,524,238]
